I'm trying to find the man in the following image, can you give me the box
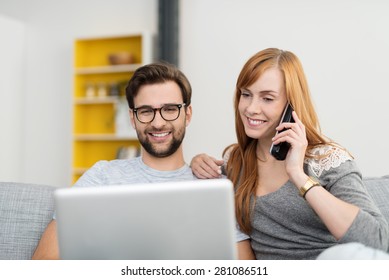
[32,62,253,259]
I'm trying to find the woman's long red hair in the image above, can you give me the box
[225,48,329,234]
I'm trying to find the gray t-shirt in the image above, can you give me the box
[73,157,196,187]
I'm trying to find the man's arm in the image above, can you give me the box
[32,220,60,260]
[237,240,256,260]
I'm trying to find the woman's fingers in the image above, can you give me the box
[273,111,306,145]
[190,154,224,179]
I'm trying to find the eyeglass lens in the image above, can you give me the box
[135,104,184,123]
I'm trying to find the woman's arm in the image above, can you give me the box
[274,112,388,249]
[305,164,388,250]
[299,178,359,240]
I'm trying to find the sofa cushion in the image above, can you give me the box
[364,175,389,228]
[0,182,56,260]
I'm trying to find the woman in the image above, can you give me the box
[191,48,388,259]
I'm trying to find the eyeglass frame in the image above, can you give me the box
[132,103,186,124]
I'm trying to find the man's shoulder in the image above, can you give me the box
[76,157,196,187]
[73,158,142,187]
[93,157,140,170]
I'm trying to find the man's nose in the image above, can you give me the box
[151,109,167,127]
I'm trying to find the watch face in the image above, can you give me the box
[300,177,320,198]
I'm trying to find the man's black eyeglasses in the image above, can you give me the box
[133,103,186,124]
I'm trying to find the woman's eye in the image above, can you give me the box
[263,98,273,102]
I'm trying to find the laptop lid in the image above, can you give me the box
[54,179,237,260]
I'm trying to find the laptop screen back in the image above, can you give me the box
[54,179,237,260]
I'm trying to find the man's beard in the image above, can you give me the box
[136,127,185,158]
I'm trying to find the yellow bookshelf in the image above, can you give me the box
[72,33,152,183]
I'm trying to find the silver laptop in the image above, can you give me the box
[54,179,237,260]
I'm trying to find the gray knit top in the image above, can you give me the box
[236,145,389,259]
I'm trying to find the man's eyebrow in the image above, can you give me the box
[135,102,183,108]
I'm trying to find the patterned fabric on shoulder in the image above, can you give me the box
[304,144,353,178]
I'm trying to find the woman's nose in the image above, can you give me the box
[246,98,261,115]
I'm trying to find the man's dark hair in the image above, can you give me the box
[125,62,192,109]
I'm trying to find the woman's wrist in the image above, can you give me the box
[289,171,309,191]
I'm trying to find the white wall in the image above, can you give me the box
[0,14,25,181]
[0,0,158,187]
[0,0,388,186]
[180,0,389,177]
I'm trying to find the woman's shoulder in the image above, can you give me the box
[304,143,354,178]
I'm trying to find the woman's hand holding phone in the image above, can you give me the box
[272,111,308,185]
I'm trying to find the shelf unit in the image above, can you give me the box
[72,33,152,183]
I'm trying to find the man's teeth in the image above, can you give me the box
[151,132,169,137]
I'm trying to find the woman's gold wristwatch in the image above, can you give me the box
[299,177,321,198]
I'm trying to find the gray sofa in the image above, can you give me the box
[0,182,57,259]
[363,176,389,231]
[1,176,389,259]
